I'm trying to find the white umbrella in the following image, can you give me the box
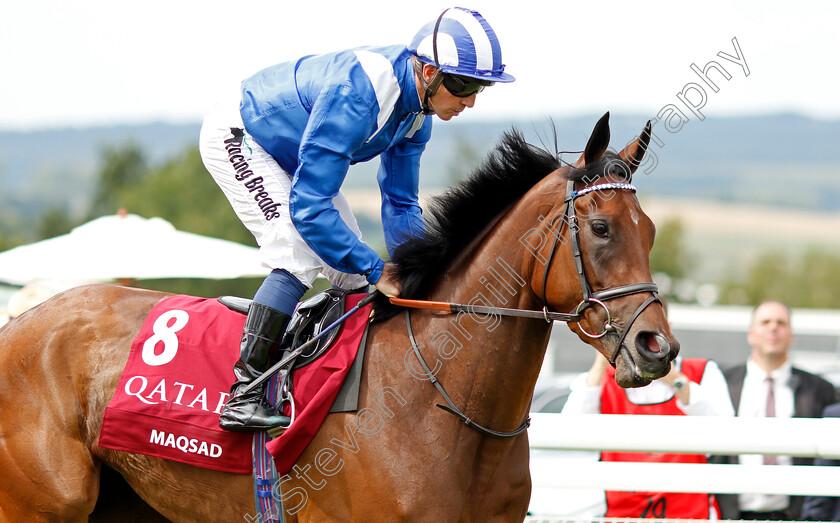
[0,212,270,285]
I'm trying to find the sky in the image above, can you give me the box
[2,0,840,130]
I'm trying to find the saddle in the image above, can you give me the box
[219,288,349,369]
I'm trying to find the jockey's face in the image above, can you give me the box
[419,64,479,121]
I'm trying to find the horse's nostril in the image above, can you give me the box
[641,332,660,353]
[634,331,669,363]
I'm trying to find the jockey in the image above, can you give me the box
[199,7,515,432]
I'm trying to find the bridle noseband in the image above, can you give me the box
[540,179,661,366]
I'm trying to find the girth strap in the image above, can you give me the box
[404,310,530,438]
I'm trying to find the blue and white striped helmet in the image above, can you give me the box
[408,7,514,83]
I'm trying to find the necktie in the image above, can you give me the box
[764,376,778,465]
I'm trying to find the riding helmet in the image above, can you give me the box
[408,7,515,83]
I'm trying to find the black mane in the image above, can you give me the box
[390,129,561,300]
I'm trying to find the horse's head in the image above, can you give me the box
[533,112,679,387]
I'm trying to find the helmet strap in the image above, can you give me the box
[414,57,443,116]
[419,8,450,116]
[422,70,444,116]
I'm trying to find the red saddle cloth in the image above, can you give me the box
[98,294,370,474]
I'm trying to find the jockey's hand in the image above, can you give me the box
[374,263,402,298]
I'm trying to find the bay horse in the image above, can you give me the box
[0,113,677,522]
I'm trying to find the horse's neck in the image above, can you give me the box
[434,176,562,313]
[420,195,555,425]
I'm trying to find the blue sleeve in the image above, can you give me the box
[378,116,431,257]
[288,82,385,285]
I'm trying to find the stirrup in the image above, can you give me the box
[266,389,295,438]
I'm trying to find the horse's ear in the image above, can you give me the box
[575,112,611,167]
[618,120,653,174]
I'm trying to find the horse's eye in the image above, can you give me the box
[591,221,609,238]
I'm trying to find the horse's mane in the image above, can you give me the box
[386,128,635,298]
[390,129,560,300]
[370,127,634,317]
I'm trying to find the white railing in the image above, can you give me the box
[528,413,840,496]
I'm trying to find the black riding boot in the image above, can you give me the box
[219,302,291,432]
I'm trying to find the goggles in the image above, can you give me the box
[441,74,494,97]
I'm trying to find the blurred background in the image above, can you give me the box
[2,0,839,366]
[3,2,840,517]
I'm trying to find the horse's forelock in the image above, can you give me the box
[567,151,633,184]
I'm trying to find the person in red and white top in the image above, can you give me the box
[562,351,734,519]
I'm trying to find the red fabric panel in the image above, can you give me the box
[98,295,252,473]
[600,359,717,518]
[266,293,371,476]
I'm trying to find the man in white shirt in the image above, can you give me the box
[712,300,837,520]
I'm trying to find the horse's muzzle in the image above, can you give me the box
[634,330,678,364]
[627,329,679,383]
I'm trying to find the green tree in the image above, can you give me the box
[649,217,690,280]
[735,252,791,305]
[37,206,77,240]
[0,226,25,252]
[88,142,148,218]
[116,147,254,246]
[798,249,840,308]
[719,248,840,308]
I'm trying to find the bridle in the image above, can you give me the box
[398,175,662,438]
[539,178,661,366]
